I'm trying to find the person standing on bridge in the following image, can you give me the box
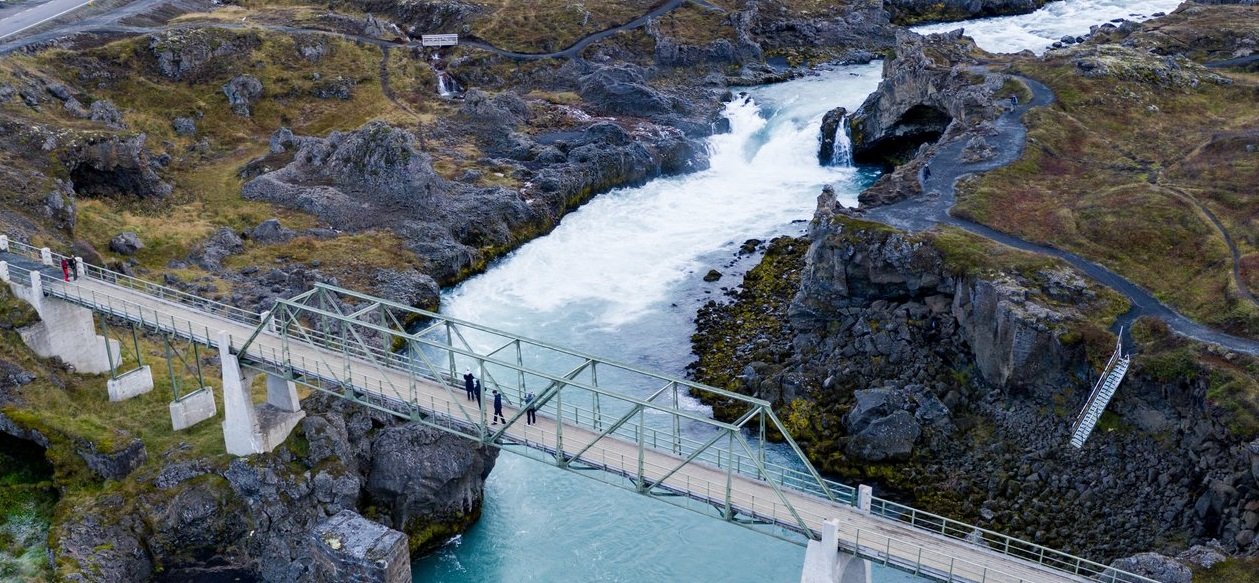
[474,379,483,407]
[464,369,475,401]
[524,391,536,425]
[491,389,508,425]
[67,256,78,281]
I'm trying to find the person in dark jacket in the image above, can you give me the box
[474,379,483,407]
[491,390,507,425]
[524,391,536,425]
[463,369,475,401]
[67,256,78,281]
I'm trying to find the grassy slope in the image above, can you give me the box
[954,44,1259,336]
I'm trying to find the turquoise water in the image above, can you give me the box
[415,1,1173,579]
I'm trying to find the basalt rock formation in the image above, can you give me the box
[49,393,497,581]
[692,190,1259,560]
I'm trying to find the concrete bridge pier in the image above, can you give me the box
[801,519,871,583]
[5,270,118,375]
[217,330,305,456]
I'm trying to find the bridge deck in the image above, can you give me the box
[3,253,1110,583]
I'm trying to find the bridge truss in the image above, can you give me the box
[239,283,851,542]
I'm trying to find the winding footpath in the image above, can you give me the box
[863,73,1259,355]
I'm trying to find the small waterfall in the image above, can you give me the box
[436,71,451,97]
[831,116,853,167]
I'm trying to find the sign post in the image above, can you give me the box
[421,34,459,47]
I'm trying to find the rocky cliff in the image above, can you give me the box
[40,392,496,582]
[691,189,1259,560]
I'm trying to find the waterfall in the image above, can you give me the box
[831,116,853,167]
[436,71,451,97]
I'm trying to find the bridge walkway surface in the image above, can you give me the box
[0,237,1157,583]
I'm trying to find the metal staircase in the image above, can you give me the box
[1069,332,1131,448]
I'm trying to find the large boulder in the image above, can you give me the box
[578,65,674,116]
[109,231,144,255]
[148,29,261,81]
[366,423,497,554]
[223,74,264,117]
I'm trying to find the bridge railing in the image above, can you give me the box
[870,498,1157,582]
[1,237,261,326]
[241,317,860,508]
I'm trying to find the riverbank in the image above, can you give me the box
[689,4,1259,576]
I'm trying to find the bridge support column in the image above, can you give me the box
[218,330,305,456]
[9,271,117,374]
[801,519,871,583]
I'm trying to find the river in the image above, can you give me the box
[414,1,1182,580]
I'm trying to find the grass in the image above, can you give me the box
[955,46,1259,336]
[1194,558,1259,583]
[462,0,659,54]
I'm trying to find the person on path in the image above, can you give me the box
[524,391,536,425]
[922,165,932,182]
[463,369,475,401]
[59,258,70,282]
[67,256,78,281]
[474,379,482,407]
[491,390,507,425]
[1010,94,1019,107]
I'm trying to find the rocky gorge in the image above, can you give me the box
[691,3,1259,579]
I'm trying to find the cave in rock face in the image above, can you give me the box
[855,104,953,167]
[69,164,153,198]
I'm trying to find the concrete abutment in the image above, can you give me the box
[801,519,871,583]
[170,387,217,431]
[218,330,305,456]
[7,271,117,375]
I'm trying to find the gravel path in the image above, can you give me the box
[863,73,1259,355]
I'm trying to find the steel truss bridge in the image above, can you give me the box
[0,235,1157,583]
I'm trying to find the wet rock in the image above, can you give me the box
[704,269,723,282]
[366,423,497,554]
[847,409,921,462]
[223,74,264,116]
[818,107,849,165]
[109,231,144,255]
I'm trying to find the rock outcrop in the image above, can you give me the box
[691,189,1259,558]
[849,29,1005,168]
[50,393,497,582]
[63,133,172,199]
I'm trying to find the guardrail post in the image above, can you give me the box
[0,261,8,284]
[857,485,872,512]
[0,235,8,251]
[39,247,52,266]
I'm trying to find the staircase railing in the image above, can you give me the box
[1070,331,1129,448]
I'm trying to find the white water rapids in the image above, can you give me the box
[415,1,1183,580]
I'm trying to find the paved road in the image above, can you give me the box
[863,72,1259,355]
[0,0,90,41]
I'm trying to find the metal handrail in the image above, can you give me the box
[1070,330,1124,436]
[1,238,1161,583]
[1,236,260,326]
